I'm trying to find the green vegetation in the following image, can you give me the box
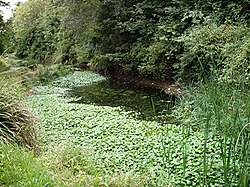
[174,80,250,186]
[0,1,14,55]
[26,71,249,186]
[0,65,35,147]
[0,0,249,186]
[10,0,250,84]
[0,62,147,186]
[68,80,173,121]
[0,142,55,187]
[0,57,10,72]
[0,59,53,186]
[39,142,146,187]
[178,24,250,83]
[0,62,249,186]
[0,57,74,147]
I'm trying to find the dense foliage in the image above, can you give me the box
[12,0,250,83]
[0,1,9,54]
[12,0,99,64]
[0,16,4,54]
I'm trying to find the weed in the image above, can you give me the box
[0,142,55,186]
[38,141,146,187]
[174,80,250,186]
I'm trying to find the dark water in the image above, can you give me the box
[67,80,175,122]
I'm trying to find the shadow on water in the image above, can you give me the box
[67,79,175,122]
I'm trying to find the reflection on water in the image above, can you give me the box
[67,80,175,122]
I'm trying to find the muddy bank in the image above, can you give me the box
[107,71,181,96]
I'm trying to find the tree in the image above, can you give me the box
[11,0,250,84]
[0,1,9,54]
[13,0,53,59]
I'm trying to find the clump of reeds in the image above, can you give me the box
[184,80,250,186]
[0,79,36,149]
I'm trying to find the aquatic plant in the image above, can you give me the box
[26,71,250,186]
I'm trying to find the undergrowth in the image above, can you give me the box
[39,142,146,187]
[0,61,77,186]
[0,57,10,72]
[0,60,74,147]
[0,72,36,148]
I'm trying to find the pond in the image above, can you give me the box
[67,79,175,122]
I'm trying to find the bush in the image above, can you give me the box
[177,23,250,84]
[36,64,74,84]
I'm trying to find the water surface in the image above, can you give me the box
[67,79,175,121]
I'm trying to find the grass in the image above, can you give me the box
[0,142,55,187]
[0,57,11,72]
[0,71,37,148]
[0,61,77,186]
[39,142,146,187]
[174,80,250,186]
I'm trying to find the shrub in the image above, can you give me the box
[177,23,250,84]
[36,64,74,84]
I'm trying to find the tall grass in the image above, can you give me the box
[176,80,250,186]
[206,82,248,186]
[0,142,55,186]
[39,142,147,187]
[0,79,36,148]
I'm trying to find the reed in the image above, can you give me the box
[185,80,250,186]
[0,78,36,149]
